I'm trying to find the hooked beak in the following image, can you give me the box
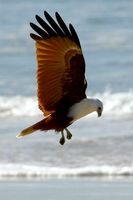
[97,110,102,117]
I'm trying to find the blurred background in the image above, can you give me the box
[0,0,133,180]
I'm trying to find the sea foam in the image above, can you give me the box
[0,164,133,179]
[0,96,40,117]
[0,90,133,118]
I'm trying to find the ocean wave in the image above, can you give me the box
[89,29,133,51]
[0,90,133,118]
[0,96,40,117]
[0,47,28,54]
[0,164,133,179]
[95,90,133,117]
[1,27,133,53]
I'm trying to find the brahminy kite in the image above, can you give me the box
[17,11,103,145]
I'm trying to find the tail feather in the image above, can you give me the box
[16,119,46,138]
[16,126,36,138]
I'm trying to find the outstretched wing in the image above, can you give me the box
[30,11,87,116]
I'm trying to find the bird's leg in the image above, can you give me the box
[65,128,72,140]
[59,131,65,145]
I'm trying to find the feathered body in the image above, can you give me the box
[18,11,103,144]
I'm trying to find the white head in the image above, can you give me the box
[92,98,103,117]
[68,98,103,121]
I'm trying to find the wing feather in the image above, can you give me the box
[44,11,65,36]
[36,15,56,37]
[30,11,87,116]
[69,24,81,48]
[55,12,72,39]
[30,23,48,39]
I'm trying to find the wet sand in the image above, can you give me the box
[0,178,133,200]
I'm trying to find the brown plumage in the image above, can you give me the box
[17,11,103,145]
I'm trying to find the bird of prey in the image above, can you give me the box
[17,11,103,145]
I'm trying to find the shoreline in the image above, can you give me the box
[0,178,133,200]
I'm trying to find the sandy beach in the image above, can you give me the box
[0,178,133,200]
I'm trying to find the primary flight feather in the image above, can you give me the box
[17,11,103,145]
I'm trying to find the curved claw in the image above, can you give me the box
[59,137,65,145]
[65,128,72,140]
[59,131,65,145]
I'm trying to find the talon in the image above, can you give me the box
[59,137,65,145]
[67,133,72,140]
[59,131,65,145]
[65,128,72,140]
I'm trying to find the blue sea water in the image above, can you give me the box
[0,0,133,179]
